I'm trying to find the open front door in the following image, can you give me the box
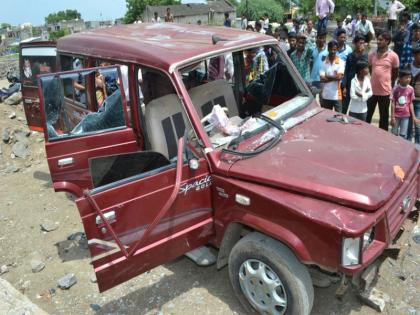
[38,66,141,196]
[20,42,57,131]
[75,138,214,292]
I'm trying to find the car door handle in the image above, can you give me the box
[57,157,74,166]
[96,211,116,225]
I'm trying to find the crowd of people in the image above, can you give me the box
[238,5,420,144]
[140,4,419,143]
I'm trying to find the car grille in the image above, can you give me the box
[386,174,418,240]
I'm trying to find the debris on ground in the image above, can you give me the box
[57,273,77,290]
[40,220,58,232]
[413,225,420,244]
[18,279,31,293]
[358,288,391,312]
[0,277,49,315]
[90,303,101,311]
[67,232,86,241]
[12,141,29,158]
[30,259,45,273]
[2,128,10,143]
[90,273,97,284]
[4,164,19,173]
[4,91,22,105]
[0,265,9,275]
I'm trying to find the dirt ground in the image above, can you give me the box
[0,76,419,315]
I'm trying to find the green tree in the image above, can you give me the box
[333,0,372,18]
[32,27,43,37]
[237,0,284,22]
[403,0,420,12]
[298,0,316,16]
[124,0,180,24]
[45,10,82,24]
[1,23,11,29]
[49,28,70,41]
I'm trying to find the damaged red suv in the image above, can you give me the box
[20,23,419,315]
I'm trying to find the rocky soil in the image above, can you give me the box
[0,61,419,315]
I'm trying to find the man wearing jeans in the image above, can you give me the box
[316,0,335,32]
[366,32,399,131]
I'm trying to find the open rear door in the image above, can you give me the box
[75,138,214,292]
[20,42,57,131]
[38,66,141,196]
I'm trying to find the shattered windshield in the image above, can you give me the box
[179,44,311,156]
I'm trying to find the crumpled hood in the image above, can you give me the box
[228,110,418,211]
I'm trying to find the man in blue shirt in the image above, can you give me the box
[400,22,420,69]
[224,12,231,27]
[310,29,328,94]
[336,29,352,62]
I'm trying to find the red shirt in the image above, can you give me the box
[392,84,414,118]
[369,49,399,96]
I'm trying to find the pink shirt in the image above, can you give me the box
[369,50,399,96]
[392,85,414,118]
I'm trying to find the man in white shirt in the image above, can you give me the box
[151,12,161,23]
[320,40,345,112]
[387,0,405,36]
[356,13,375,46]
[263,13,269,32]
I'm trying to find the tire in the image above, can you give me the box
[228,232,314,315]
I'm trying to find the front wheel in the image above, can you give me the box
[228,232,314,315]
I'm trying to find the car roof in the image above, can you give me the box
[57,23,277,72]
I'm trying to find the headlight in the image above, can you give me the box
[341,237,361,266]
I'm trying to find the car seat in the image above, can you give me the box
[145,94,189,160]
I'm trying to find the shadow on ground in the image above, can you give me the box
[33,170,53,188]
[55,232,90,262]
[98,256,365,315]
[33,170,76,201]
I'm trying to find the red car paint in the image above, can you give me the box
[21,24,419,303]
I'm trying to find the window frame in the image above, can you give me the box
[39,65,130,142]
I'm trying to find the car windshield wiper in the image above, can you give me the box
[221,114,285,159]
